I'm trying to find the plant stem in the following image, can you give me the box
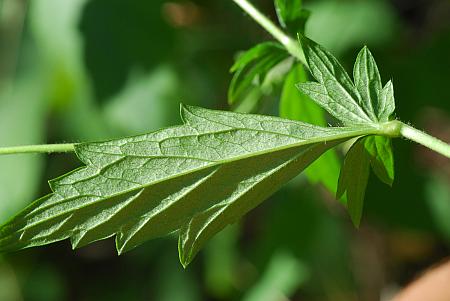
[232,0,307,66]
[400,123,450,158]
[0,143,76,155]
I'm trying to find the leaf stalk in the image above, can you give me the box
[399,123,450,158]
[0,143,76,155]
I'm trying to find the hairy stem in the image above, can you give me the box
[0,143,76,155]
[400,123,450,158]
[232,0,307,66]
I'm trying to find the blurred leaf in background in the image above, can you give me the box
[21,265,66,301]
[80,0,175,102]
[228,42,289,112]
[243,250,309,301]
[29,0,110,141]
[0,78,46,224]
[0,258,22,301]
[204,225,239,299]
[252,185,356,300]
[305,0,397,55]
[0,0,48,225]
[103,65,182,135]
[426,174,450,243]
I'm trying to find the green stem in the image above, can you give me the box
[0,143,76,155]
[232,0,307,66]
[400,123,450,158]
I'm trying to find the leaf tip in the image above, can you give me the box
[179,256,190,269]
[298,34,311,50]
[351,215,361,229]
[336,171,346,200]
[179,103,193,125]
[70,236,81,250]
[178,237,191,269]
[348,198,363,229]
[348,195,365,229]
[179,102,187,115]
[336,188,345,201]
[116,245,125,256]
[294,82,303,91]
[115,235,129,256]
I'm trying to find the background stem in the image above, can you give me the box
[400,124,450,158]
[0,143,76,155]
[232,0,307,66]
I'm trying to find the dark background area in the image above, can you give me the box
[0,0,449,300]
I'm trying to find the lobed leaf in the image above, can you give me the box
[274,0,309,35]
[378,80,395,122]
[295,37,398,218]
[274,0,302,28]
[364,135,394,186]
[337,135,394,226]
[337,138,371,227]
[353,46,382,122]
[228,42,289,106]
[0,105,373,264]
[297,36,371,126]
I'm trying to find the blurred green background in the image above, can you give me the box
[0,0,449,300]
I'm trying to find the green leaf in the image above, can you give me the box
[274,0,302,27]
[280,64,324,126]
[353,46,396,123]
[337,138,371,227]
[364,136,394,186]
[274,0,309,35]
[378,80,395,122]
[233,57,293,114]
[353,46,381,122]
[0,105,373,265]
[337,135,394,226]
[229,42,289,105]
[295,38,397,213]
[231,86,264,113]
[279,63,342,198]
[297,36,371,126]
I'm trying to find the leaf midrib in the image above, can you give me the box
[9,125,381,236]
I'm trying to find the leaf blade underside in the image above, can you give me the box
[178,140,340,267]
[0,105,373,264]
[337,138,371,227]
[364,135,394,186]
[353,46,382,122]
[0,35,400,265]
[297,36,371,126]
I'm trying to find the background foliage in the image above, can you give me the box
[0,0,449,300]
